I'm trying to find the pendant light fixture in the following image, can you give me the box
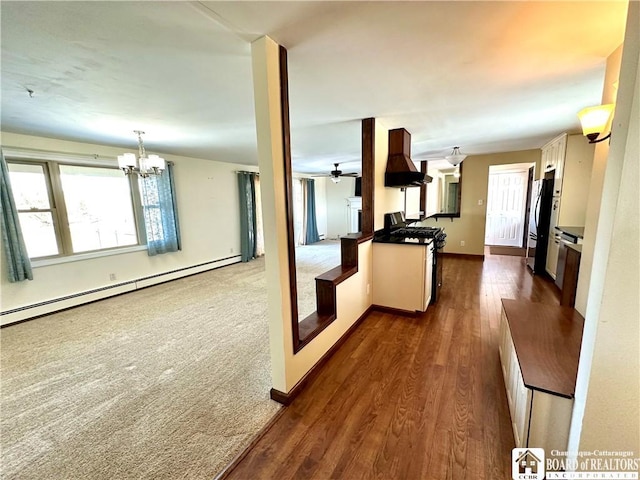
[118,130,166,177]
[445,146,467,166]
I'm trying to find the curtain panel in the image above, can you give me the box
[253,175,265,257]
[301,178,320,245]
[0,150,33,282]
[139,162,181,256]
[237,172,257,262]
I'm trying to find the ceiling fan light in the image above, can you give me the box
[331,176,341,183]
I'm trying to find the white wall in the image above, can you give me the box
[325,177,355,239]
[405,184,421,219]
[575,45,624,314]
[374,120,403,230]
[1,132,255,324]
[558,134,595,227]
[569,1,639,458]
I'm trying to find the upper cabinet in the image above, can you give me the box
[543,133,568,196]
[543,133,594,278]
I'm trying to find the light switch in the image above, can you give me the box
[478,199,484,206]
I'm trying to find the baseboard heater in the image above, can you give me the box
[1,255,241,326]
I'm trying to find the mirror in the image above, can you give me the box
[424,161,463,218]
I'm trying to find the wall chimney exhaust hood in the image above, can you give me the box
[385,128,432,188]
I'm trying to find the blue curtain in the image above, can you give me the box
[0,150,33,282]
[304,178,320,245]
[237,172,257,262]
[139,162,181,256]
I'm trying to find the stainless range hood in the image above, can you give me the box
[385,128,432,188]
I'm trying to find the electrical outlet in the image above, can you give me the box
[109,273,116,281]
[478,199,484,206]
[460,240,465,247]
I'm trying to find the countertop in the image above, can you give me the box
[373,234,433,246]
[501,299,584,399]
[555,226,585,240]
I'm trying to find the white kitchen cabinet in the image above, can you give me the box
[499,316,531,446]
[542,141,555,173]
[499,307,574,451]
[372,242,433,312]
[553,134,568,196]
[546,197,561,278]
[542,133,568,196]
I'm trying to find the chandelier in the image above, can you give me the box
[118,130,166,177]
[445,146,467,166]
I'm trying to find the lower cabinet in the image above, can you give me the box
[372,242,433,312]
[499,310,573,451]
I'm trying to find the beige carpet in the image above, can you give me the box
[0,258,281,479]
[295,240,341,321]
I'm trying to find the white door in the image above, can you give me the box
[485,171,529,247]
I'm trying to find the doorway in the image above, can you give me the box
[485,163,534,249]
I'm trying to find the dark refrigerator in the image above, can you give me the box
[526,177,554,274]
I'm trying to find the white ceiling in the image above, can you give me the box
[1,1,628,174]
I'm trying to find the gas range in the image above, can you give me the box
[393,226,442,239]
[383,212,447,247]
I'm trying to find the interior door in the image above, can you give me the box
[485,171,529,247]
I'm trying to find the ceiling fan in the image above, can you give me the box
[312,163,359,183]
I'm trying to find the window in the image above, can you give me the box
[59,165,137,253]
[7,162,59,258]
[7,159,140,259]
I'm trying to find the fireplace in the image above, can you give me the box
[347,197,362,233]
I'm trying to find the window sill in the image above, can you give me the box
[32,245,147,268]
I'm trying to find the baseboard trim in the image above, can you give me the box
[440,252,485,260]
[1,255,242,327]
[270,304,374,406]
[371,304,420,317]
[214,406,287,480]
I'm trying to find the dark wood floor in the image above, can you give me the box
[227,251,560,480]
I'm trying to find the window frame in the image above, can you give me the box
[5,151,146,261]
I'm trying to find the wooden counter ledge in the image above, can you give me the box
[501,299,584,398]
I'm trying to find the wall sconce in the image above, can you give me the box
[577,104,614,143]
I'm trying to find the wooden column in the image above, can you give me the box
[361,118,375,236]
